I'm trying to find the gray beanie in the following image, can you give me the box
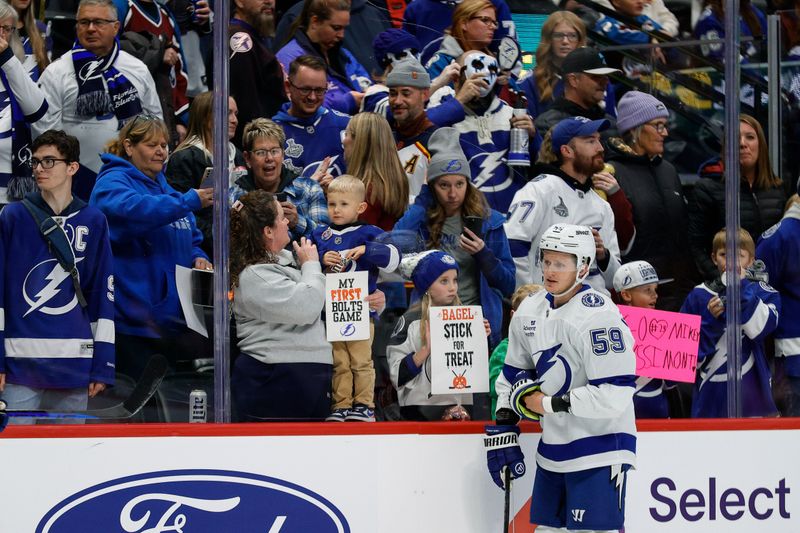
[427,127,470,182]
[386,57,431,89]
[616,91,669,133]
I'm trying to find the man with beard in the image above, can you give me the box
[229,0,287,146]
[428,50,538,213]
[504,116,621,293]
[534,48,620,144]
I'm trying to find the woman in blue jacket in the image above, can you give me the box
[394,127,514,349]
[276,0,371,115]
[90,116,214,380]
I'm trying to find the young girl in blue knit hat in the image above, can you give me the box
[387,250,490,421]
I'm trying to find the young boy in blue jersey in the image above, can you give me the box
[0,130,115,424]
[487,223,637,532]
[311,175,400,422]
[613,260,674,418]
[681,228,780,418]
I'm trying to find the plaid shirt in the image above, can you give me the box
[229,166,329,240]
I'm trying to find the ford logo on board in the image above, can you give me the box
[36,469,350,533]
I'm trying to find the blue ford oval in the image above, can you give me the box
[37,469,350,533]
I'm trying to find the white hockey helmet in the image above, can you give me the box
[539,223,596,287]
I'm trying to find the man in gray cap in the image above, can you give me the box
[386,58,441,201]
[535,47,620,140]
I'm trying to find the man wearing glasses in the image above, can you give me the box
[273,55,348,180]
[229,0,287,147]
[34,0,162,189]
[0,130,115,424]
[535,47,620,146]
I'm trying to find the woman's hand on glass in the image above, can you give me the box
[366,289,386,315]
[293,237,319,266]
[194,187,214,208]
[459,227,485,254]
[194,257,213,271]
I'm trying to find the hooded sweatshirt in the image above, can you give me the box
[90,153,207,337]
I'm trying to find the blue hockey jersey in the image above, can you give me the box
[594,13,663,45]
[693,5,766,61]
[757,204,800,376]
[0,194,115,389]
[310,222,400,318]
[680,279,780,418]
[273,103,349,179]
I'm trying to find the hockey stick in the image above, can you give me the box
[503,468,511,533]
[0,354,168,421]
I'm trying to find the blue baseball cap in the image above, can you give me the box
[551,116,610,153]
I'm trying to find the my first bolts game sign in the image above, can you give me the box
[325,272,370,342]
[429,306,489,395]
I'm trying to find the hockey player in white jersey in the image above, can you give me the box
[504,117,621,294]
[485,223,636,532]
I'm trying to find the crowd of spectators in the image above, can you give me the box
[1,0,799,424]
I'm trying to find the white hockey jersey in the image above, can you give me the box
[504,168,621,293]
[496,287,637,473]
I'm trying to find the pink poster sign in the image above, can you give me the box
[618,305,701,383]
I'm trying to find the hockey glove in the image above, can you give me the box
[0,399,7,432]
[510,378,542,421]
[484,424,526,490]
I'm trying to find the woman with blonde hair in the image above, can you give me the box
[395,127,514,349]
[9,0,48,80]
[166,91,245,257]
[342,112,409,230]
[689,114,786,280]
[425,0,497,80]
[90,115,213,380]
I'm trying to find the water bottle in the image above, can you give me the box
[508,108,530,168]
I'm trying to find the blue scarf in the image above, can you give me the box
[71,38,142,127]
[1,68,34,200]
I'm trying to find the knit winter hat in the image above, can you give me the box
[386,58,431,89]
[426,127,471,182]
[399,250,460,293]
[616,91,669,134]
[373,29,420,69]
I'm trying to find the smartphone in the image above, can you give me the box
[199,167,214,189]
[463,216,484,239]
[275,191,288,202]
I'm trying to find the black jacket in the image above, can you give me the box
[534,96,618,139]
[688,157,787,280]
[606,138,699,310]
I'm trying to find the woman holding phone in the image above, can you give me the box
[395,127,514,349]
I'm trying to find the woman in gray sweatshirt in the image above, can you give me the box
[229,190,332,421]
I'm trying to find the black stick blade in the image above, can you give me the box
[122,354,169,416]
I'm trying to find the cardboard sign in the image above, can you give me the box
[429,306,489,395]
[325,272,370,342]
[619,305,701,383]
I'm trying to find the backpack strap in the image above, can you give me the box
[21,198,88,308]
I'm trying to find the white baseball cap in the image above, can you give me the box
[613,260,673,292]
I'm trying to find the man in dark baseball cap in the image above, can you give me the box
[535,47,619,139]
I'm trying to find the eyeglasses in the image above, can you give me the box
[29,158,69,170]
[646,122,668,134]
[289,80,328,97]
[250,148,283,159]
[552,31,580,42]
[470,16,498,29]
[76,18,117,28]
[0,25,14,33]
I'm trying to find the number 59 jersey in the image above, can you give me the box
[496,286,637,473]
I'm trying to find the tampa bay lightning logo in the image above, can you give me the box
[581,293,605,307]
[78,59,104,82]
[533,343,572,396]
[340,323,356,337]
[22,257,84,317]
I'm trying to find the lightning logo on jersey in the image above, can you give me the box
[22,257,85,317]
[534,343,572,396]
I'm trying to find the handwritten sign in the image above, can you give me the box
[619,305,701,383]
[429,306,489,395]
[325,272,370,342]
